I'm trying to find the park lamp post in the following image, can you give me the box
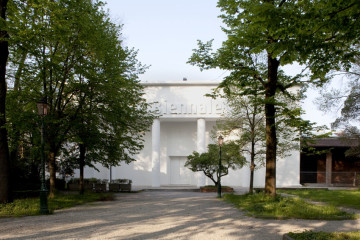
[217,135,224,198]
[37,99,49,214]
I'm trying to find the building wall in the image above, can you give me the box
[76,81,301,188]
[79,127,300,187]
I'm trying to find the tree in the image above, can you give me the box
[214,92,266,194]
[66,71,154,194]
[318,56,360,129]
[213,80,302,193]
[0,0,11,203]
[189,0,360,196]
[318,56,360,156]
[6,0,154,197]
[185,142,246,186]
[61,0,154,194]
[4,0,42,197]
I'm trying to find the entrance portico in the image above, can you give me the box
[151,117,210,187]
[145,81,224,187]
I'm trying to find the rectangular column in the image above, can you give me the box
[326,151,332,186]
[152,119,161,187]
[197,118,206,187]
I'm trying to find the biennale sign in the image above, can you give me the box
[151,99,225,118]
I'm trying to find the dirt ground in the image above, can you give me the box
[0,191,359,240]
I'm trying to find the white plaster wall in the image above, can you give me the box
[112,130,153,185]
[78,164,110,181]
[276,149,301,187]
[220,149,300,188]
[76,132,300,188]
[74,82,301,188]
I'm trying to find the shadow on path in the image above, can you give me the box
[0,191,359,240]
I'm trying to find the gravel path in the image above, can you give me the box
[0,191,359,240]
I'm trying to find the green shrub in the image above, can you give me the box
[13,190,40,199]
[67,178,99,184]
[111,179,132,184]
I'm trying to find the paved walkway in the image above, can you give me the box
[0,191,359,240]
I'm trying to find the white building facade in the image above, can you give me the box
[78,81,301,188]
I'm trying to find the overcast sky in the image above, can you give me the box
[104,0,341,128]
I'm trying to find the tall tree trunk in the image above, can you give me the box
[79,143,86,195]
[48,151,56,198]
[0,0,11,204]
[264,55,279,197]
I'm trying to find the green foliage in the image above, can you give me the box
[0,198,39,217]
[186,142,246,186]
[316,54,360,157]
[213,81,304,162]
[288,230,360,240]
[189,0,360,195]
[216,0,360,77]
[223,193,355,220]
[279,189,360,210]
[213,88,266,158]
[320,67,360,131]
[67,178,98,184]
[5,0,155,194]
[212,88,265,193]
[0,192,114,217]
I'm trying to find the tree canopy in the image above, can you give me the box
[4,0,155,197]
[317,55,360,156]
[189,0,360,196]
[186,142,246,186]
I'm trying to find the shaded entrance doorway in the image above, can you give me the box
[170,156,192,185]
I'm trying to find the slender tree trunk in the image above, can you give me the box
[264,55,279,197]
[48,151,56,198]
[0,0,11,204]
[14,50,27,92]
[79,143,86,195]
[249,141,255,194]
[249,106,257,194]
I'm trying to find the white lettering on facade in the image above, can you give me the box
[199,104,206,114]
[152,99,224,116]
[170,104,177,114]
[215,103,223,114]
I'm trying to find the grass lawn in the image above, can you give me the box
[223,193,356,220]
[278,189,360,210]
[0,192,114,217]
[288,230,360,240]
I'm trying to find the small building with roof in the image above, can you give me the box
[301,137,360,187]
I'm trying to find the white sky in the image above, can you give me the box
[104,0,340,129]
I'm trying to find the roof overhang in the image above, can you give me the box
[302,137,359,147]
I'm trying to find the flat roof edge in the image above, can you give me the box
[303,137,359,147]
